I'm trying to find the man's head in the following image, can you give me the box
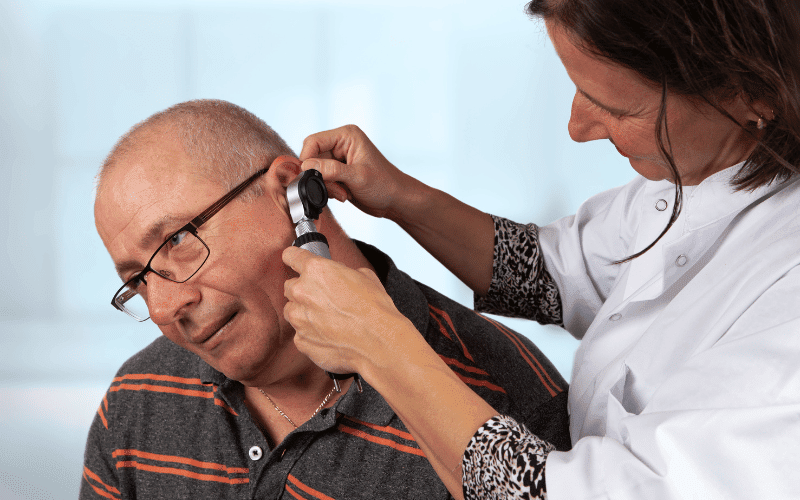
[95,99,332,387]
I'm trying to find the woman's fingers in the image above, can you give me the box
[299,124,365,162]
[282,246,411,374]
[301,158,356,203]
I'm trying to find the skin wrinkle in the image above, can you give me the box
[548,21,764,186]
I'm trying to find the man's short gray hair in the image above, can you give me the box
[98,99,295,200]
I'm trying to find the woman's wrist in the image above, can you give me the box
[382,174,431,223]
[357,313,429,384]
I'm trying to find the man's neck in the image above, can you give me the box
[244,210,367,446]
[318,211,376,275]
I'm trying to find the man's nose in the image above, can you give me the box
[568,92,611,143]
[144,273,200,325]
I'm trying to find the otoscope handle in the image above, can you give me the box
[292,219,361,392]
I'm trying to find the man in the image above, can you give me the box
[81,99,569,499]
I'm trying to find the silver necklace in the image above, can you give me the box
[259,385,337,429]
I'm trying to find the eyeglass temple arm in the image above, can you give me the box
[190,167,270,228]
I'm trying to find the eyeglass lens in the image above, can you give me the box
[112,230,209,321]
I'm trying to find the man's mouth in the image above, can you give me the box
[196,312,238,345]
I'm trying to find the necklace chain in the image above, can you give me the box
[259,385,337,429]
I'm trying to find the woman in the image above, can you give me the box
[282,0,800,498]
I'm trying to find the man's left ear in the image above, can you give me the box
[264,155,302,215]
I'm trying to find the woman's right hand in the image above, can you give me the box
[301,124,496,295]
[299,125,421,221]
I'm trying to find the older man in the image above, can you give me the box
[80,99,569,499]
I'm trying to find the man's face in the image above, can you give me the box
[95,135,302,386]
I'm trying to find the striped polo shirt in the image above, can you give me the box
[80,242,569,499]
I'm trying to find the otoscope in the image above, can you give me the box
[286,169,363,393]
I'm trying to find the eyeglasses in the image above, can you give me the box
[111,166,270,321]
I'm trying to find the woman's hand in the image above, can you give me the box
[282,245,417,375]
[300,124,495,296]
[283,246,496,500]
[299,125,423,221]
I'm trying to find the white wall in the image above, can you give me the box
[0,1,634,497]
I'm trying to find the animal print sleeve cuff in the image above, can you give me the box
[462,415,554,500]
[474,215,563,326]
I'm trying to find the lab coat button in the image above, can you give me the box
[249,446,263,461]
[655,199,668,211]
[675,254,688,267]
[609,313,622,321]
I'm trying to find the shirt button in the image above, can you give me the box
[249,446,263,461]
[675,255,688,267]
[655,199,668,211]
[609,313,623,321]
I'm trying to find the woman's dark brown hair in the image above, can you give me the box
[527,0,800,260]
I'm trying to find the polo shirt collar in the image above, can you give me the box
[327,241,431,426]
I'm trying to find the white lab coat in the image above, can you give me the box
[539,164,800,499]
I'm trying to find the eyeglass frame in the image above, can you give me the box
[110,166,270,320]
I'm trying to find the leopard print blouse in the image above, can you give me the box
[474,215,563,326]
[465,215,564,499]
[463,416,553,499]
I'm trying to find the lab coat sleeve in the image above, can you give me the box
[545,265,800,499]
[538,178,645,337]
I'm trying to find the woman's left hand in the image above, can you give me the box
[282,246,416,376]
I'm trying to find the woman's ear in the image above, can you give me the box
[734,92,775,127]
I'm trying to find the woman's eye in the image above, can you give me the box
[170,231,188,246]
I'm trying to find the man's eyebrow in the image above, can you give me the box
[579,88,627,116]
[113,214,188,279]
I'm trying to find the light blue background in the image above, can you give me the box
[0,0,634,497]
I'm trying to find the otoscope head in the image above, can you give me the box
[287,169,328,223]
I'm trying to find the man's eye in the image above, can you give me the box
[123,273,146,289]
[169,230,189,247]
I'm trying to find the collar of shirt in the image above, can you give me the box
[194,241,431,429]
[623,161,778,302]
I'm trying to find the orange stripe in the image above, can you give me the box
[439,355,489,376]
[113,449,248,474]
[116,461,249,484]
[338,424,426,457]
[285,483,307,500]
[97,404,108,429]
[103,393,109,411]
[430,305,474,361]
[480,315,561,396]
[110,383,213,398]
[83,466,121,495]
[288,474,337,500]
[488,315,563,393]
[214,397,238,416]
[454,372,507,393]
[341,416,415,441]
[429,311,452,341]
[83,478,119,500]
[113,373,206,385]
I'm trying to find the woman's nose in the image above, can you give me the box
[144,273,200,325]
[568,92,611,143]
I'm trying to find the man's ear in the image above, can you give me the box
[264,155,302,216]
